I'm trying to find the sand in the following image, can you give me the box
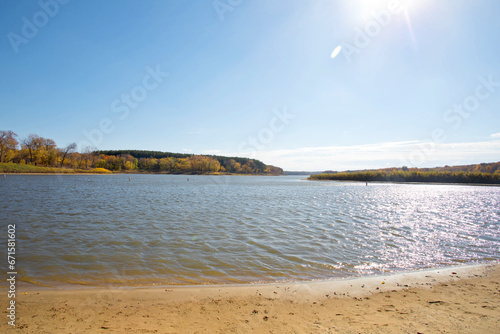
[2,264,499,333]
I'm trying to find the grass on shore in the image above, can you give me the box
[0,162,112,174]
[309,170,500,184]
[0,163,255,175]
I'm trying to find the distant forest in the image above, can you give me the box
[98,150,283,174]
[309,162,500,184]
[0,130,283,175]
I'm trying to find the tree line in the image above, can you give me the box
[94,152,283,174]
[0,130,283,175]
[97,150,279,174]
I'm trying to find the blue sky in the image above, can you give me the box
[1,0,499,171]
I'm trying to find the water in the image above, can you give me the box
[1,174,499,287]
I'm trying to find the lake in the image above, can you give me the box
[1,174,499,287]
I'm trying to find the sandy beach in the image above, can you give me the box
[1,264,498,333]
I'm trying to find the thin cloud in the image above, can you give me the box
[201,149,223,155]
[491,133,500,138]
[187,129,205,135]
[187,128,216,135]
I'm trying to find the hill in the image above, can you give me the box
[97,150,283,175]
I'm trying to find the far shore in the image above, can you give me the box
[0,161,284,176]
[2,263,499,332]
[1,171,284,176]
[308,178,500,187]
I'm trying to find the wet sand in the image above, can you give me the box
[2,264,499,333]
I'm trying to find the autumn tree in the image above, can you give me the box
[59,143,77,168]
[0,130,18,162]
[45,138,58,166]
[224,159,242,173]
[158,157,176,172]
[21,134,44,164]
[81,146,99,169]
[10,148,29,164]
[35,137,58,166]
[89,147,100,168]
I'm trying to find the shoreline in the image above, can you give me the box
[3,263,499,332]
[1,172,284,176]
[308,178,500,187]
[11,262,496,291]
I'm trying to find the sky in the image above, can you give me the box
[1,0,499,171]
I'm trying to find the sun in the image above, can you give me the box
[328,0,430,56]
[357,0,394,10]
[354,0,398,19]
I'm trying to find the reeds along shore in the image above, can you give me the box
[309,170,500,184]
[3,264,499,333]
